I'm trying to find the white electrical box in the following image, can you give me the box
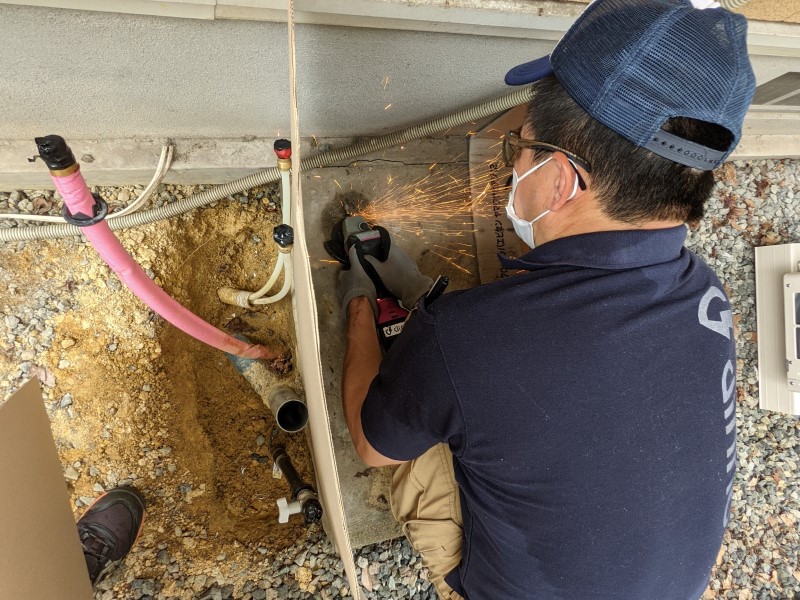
[755,244,800,415]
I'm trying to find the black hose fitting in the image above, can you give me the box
[301,496,323,525]
[34,135,76,170]
[273,224,294,248]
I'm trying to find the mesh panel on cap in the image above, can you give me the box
[552,0,671,115]
[551,0,755,167]
[721,12,756,137]
[603,9,737,142]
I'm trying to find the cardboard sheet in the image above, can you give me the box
[0,379,93,600]
[470,105,528,284]
[287,1,363,597]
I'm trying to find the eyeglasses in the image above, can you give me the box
[502,128,591,191]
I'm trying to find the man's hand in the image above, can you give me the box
[337,245,378,319]
[365,228,432,310]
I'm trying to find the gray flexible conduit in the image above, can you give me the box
[0,86,534,243]
[719,0,751,8]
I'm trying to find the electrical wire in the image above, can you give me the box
[107,145,174,219]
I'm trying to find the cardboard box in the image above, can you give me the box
[0,379,93,600]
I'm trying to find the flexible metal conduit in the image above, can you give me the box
[719,0,751,8]
[0,86,534,243]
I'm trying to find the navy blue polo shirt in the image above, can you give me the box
[361,227,737,600]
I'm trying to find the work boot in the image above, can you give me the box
[77,486,146,586]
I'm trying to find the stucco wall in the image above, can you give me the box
[1,4,797,142]
[0,4,555,140]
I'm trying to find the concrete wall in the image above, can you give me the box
[0,4,554,140]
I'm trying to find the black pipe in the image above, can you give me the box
[271,443,322,525]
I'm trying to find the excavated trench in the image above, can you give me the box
[0,183,318,592]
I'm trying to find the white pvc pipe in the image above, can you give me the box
[247,168,293,304]
[281,166,291,220]
[249,252,286,301]
[251,258,292,305]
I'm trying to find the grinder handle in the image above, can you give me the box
[352,239,391,299]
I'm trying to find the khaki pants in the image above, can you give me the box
[390,444,465,600]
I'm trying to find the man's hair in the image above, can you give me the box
[525,76,734,224]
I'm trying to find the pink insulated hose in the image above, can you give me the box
[50,166,278,361]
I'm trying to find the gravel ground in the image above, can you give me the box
[1,158,799,599]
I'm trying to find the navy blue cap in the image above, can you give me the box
[505,55,553,86]
[505,0,756,170]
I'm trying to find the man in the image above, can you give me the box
[338,0,754,598]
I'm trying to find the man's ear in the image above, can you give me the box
[549,152,584,212]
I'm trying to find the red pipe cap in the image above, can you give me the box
[274,139,292,160]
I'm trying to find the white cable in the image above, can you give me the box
[0,209,62,223]
[108,145,174,219]
[0,144,173,224]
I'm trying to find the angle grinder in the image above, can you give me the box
[325,216,410,350]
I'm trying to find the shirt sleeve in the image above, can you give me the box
[360,299,465,462]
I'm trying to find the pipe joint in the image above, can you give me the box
[267,385,308,433]
[274,139,292,159]
[298,491,323,525]
[217,287,253,308]
[34,135,76,171]
[274,139,292,171]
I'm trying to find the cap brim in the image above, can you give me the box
[505,55,554,86]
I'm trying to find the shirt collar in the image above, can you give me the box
[498,226,688,271]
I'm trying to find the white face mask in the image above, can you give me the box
[505,157,579,249]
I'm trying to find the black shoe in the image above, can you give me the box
[77,486,146,586]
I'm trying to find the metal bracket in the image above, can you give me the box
[61,193,108,227]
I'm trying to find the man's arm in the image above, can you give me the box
[342,296,404,468]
